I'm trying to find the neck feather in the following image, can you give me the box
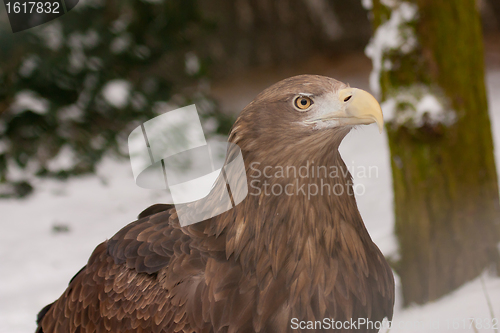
[214,128,370,276]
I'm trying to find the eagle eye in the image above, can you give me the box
[294,96,313,110]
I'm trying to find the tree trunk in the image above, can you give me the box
[366,0,500,305]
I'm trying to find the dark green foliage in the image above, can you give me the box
[0,0,228,197]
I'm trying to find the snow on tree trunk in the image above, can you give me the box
[365,0,500,305]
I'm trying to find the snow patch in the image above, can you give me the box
[67,30,99,50]
[101,79,132,109]
[0,139,9,154]
[361,0,373,10]
[202,117,219,133]
[110,14,132,34]
[381,0,398,8]
[58,105,84,122]
[46,146,78,172]
[390,272,500,333]
[66,31,101,73]
[34,21,63,51]
[110,33,132,54]
[381,85,456,127]
[185,52,200,76]
[365,1,419,96]
[18,55,39,78]
[11,90,49,114]
[5,157,40,182]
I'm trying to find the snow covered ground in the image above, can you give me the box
[1,69,499,333]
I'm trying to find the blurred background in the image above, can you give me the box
[1,0,500,332]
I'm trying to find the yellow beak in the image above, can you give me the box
[339,88,384,133]
[306,88,384,133]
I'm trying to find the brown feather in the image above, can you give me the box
[37,75,394,333]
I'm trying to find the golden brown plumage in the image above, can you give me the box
[37,75,394,333]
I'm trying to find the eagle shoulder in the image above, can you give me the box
[106,204,182,274]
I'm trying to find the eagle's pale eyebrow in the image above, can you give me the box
[297,92,314,97]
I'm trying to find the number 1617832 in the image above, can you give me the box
[5,2,60,14]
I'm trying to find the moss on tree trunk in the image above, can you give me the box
[370,0,500,305]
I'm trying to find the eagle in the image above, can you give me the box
[36,75,394,333]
